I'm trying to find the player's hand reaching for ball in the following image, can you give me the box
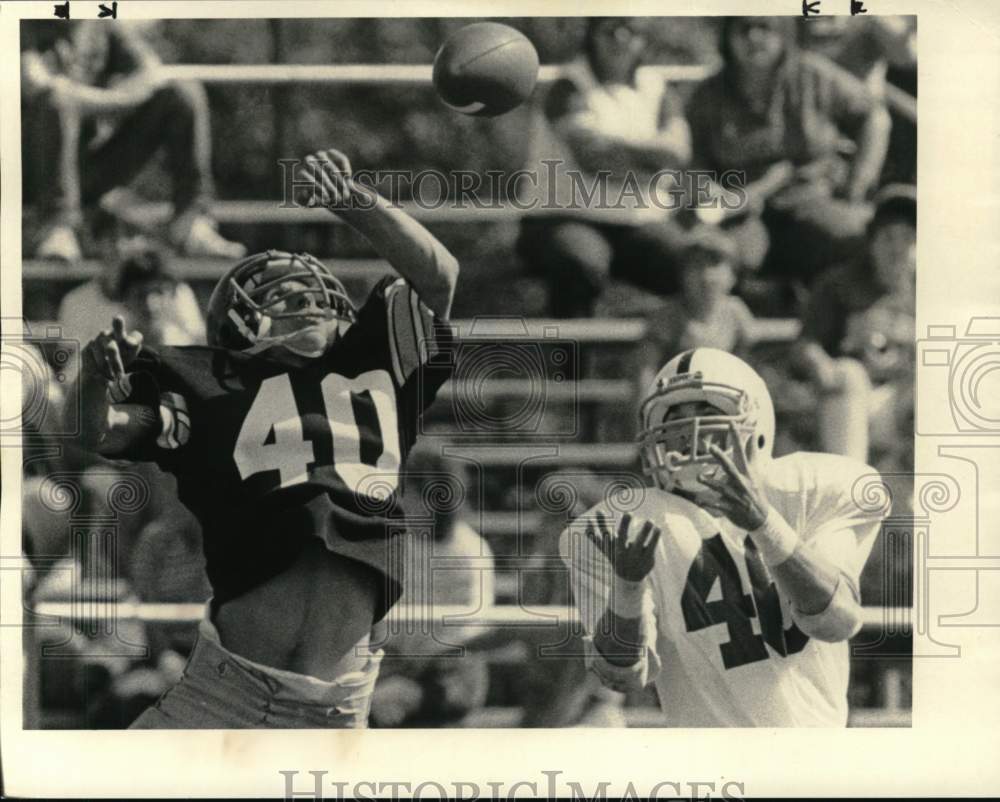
[697,421,771,531]
[83,316,143,383]
[301,148,374,212]
[586,511,661,582]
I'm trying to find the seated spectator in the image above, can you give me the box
[517,17,692,317]
[58,236,205,352]
[793,184,915,464]
[20,21,244,262]
[369,449,496,727]
[116,243,205,347]
[800,16,916,94]
[801,16,916,187]
[591,227,752,440]
[686,17,892,293]
[804,16,917,184]
[636,226,756,392]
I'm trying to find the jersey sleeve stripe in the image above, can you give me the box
[157,406,178,450]
[387,280,423,384]
[155,392,190,450]
[385,282,408,386]
[408,284,433,365]
[422,309,441,361]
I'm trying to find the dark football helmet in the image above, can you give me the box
[206,250,357,353]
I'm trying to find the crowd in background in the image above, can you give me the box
[20,15,916,727]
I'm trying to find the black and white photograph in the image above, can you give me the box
[1,1,999,798]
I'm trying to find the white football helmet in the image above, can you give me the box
[637,348,775,500]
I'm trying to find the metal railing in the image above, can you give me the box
[157,59,914,121]
[157,63,715,85]
[31,601,908,630]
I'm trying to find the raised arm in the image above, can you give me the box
[301,149,460,319]
[562,510,662,693]
[698,424,865,642]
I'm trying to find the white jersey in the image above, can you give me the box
[560,452,885,727]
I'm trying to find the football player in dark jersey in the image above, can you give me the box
[76,148,459,728]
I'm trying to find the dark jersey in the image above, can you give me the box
[116,276,454,618]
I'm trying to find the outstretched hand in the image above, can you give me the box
[585,511,661,583]
[696,421,770,531]
[83,316,143,382]
[300,148,374,212]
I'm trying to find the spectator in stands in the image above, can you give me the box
[20,21,245,262]
[801,16,916,187]
[116,243,205,347]
[794,184,916,464]
[800,16,916,93]
[58,236,205,352]
[517,17,693,317]
[685,17,892,297]
[369,449,496,727]
[636,225,756,391]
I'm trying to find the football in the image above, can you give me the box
[432,22,540,117]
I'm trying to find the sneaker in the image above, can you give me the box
[172,213,246,259]
[35,224,82,262]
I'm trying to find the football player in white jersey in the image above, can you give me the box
[560,347,886,726]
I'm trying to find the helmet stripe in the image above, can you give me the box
[676,349,695,374]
